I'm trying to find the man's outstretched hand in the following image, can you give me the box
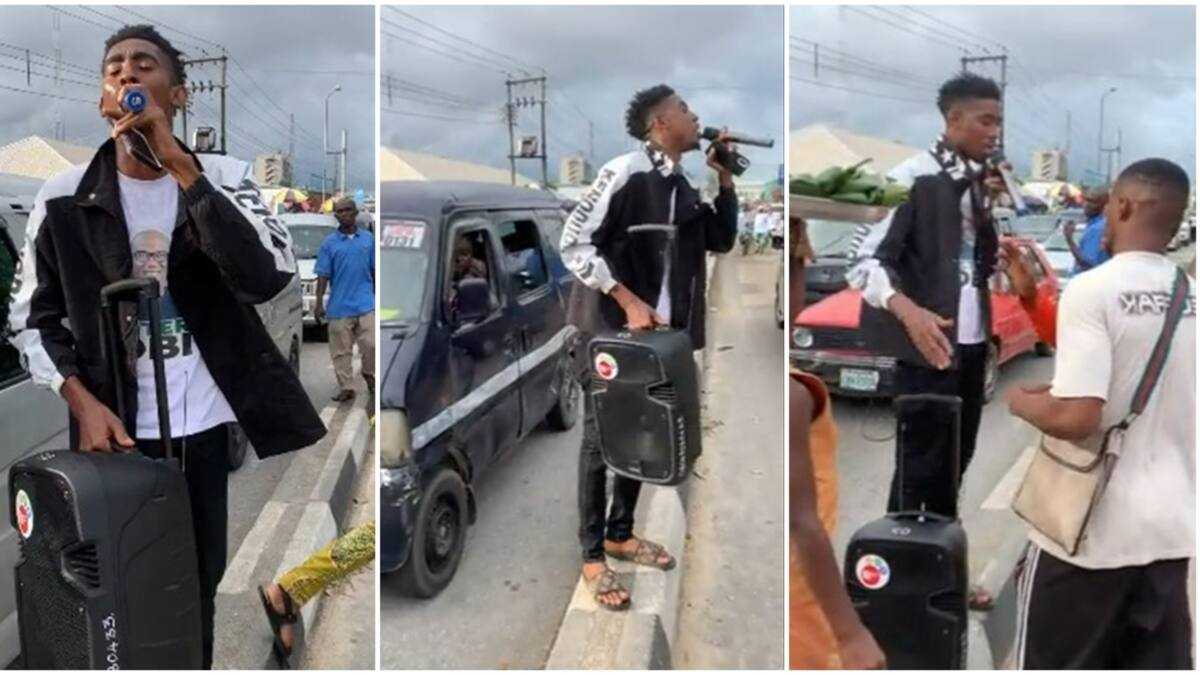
[61,376,135,453]
[888,294,954,370]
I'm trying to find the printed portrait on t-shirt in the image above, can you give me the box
[132,229,192,360]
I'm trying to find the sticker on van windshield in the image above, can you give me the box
[15,489,33,539]
[382,221,426,249]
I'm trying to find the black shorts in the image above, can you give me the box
[1016,543,1192,670]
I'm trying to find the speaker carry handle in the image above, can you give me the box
[100,278,173,461]
[886,510,955,525]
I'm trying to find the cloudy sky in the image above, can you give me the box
[0,5,374,193]
[382,5,785,185]
[790,5,1195,183]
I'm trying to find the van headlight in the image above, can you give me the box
[379,409,412,468]
[792,327,814,348]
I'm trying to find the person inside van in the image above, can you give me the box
[559,83,737,610]
[7,24,325,668]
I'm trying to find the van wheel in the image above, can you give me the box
[983,342,999,403]
[1034,341,1054,357]
[545,365,581,431]
[227,424,249,471]
[398,469,468,598]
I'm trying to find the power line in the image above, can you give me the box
[0,82,93,104]
[384,7,539,75]
[381,106,499,125]
[790,74,927,105]
[790,37,937,87]
[844,6,969,54]
[381,21,510,75]
[113,5,223,53]
[901,5,1008,53]
[789,50,938,91]
[888,6,996,55]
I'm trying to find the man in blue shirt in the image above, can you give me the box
[314,197,375,405]
[1064,187,1111,274]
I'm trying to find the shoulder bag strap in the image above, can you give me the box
[1118,267,1190,431]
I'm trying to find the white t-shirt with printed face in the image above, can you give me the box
[1028,251,1196,568]
[119,173,236,439]
[956,190,985,345]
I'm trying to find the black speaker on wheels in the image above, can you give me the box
[588,224,702,486]
[10,278,202,669]
[844,394,969,669]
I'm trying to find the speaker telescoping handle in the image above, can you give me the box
[99,278,173,459]
[626,224,683,332]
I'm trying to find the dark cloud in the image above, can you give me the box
[382,5,785,184]
[790,5,1195,183]
[0,5,374,192]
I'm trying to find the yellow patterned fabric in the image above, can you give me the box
[279,521,376,607]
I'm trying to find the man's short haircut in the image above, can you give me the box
[625,84,675,141]
[103,25,186,85]
[1117,158,1191,239]
[936,73,1001,116]
[333,196,357,211]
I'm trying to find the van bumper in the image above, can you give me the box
[379,460,420,573]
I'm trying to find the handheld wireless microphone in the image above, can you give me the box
[121,88,148,114]
[700,127,775,148]
[115,87,164,171]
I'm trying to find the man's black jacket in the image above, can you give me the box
[848,149,998,369]
[8,139,325,456]
[560,144,738,352]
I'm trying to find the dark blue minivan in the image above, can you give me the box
[378,181,582,597]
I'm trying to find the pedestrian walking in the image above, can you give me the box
[1008,159,1195,670]
[313,196,376,408]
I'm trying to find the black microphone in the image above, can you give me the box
[701,126,775,149]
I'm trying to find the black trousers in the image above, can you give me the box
[577,392,641,562]
[1017,544,1192,669]
[137,423,230,670]
[887,342,986,517]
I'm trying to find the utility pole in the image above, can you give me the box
[961,53,1008,155]
[339,129,348,195]
[588,120,595,164]
[506,75,549,187]
[1102,127,1122,185]
[289,113,295,159]
[1065,111,1071,154]
[182,54,230,153]
[1098,87,1117,180]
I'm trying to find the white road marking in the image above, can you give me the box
[217,500,288,595]
[980,445,1037,511]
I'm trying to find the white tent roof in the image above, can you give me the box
[381,147,535,186]
[789,124,922,177]
[0,136,94,181]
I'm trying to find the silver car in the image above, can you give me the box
[279,213,339,341]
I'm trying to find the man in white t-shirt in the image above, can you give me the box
[8,25,325,668]
[1007,158,1195,669]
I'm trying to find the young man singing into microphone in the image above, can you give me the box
[560,84,738,609]
[8,25,325,668]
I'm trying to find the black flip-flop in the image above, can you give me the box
[257,584,297,669]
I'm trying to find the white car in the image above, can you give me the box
[280,213,339,339]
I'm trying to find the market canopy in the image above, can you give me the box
[789,124,922,178]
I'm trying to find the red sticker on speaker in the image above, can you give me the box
[855,554,890,590]
[14,489,33,539]
[594,352,619,380]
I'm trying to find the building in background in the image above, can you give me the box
[559,153,593,186]
[1030,149,1068,181]
[0,136,94,181]
[254,152,294,187]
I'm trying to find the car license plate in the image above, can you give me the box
[839,368,879,392]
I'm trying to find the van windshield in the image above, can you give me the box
[380,219,430,326]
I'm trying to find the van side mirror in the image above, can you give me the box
[453,277,491,325]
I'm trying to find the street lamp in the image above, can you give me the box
[1098,87,1117,181]
[323,84,342,199]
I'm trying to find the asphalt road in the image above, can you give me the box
[379,408,583,669]
[676,252,786,668]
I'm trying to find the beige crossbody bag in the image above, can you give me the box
[1012,268,1189,556]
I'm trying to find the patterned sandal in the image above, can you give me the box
[607,537,676,571]
[258,584,298,669]
[584,567,631,612]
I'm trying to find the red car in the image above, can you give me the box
[790,238,1059,400]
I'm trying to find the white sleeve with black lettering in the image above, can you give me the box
[8,170,84,393]
[185,155,297,304]
[559,154,634,294]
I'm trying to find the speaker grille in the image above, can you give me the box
[14,471,91,667]
[647,383,677,404]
